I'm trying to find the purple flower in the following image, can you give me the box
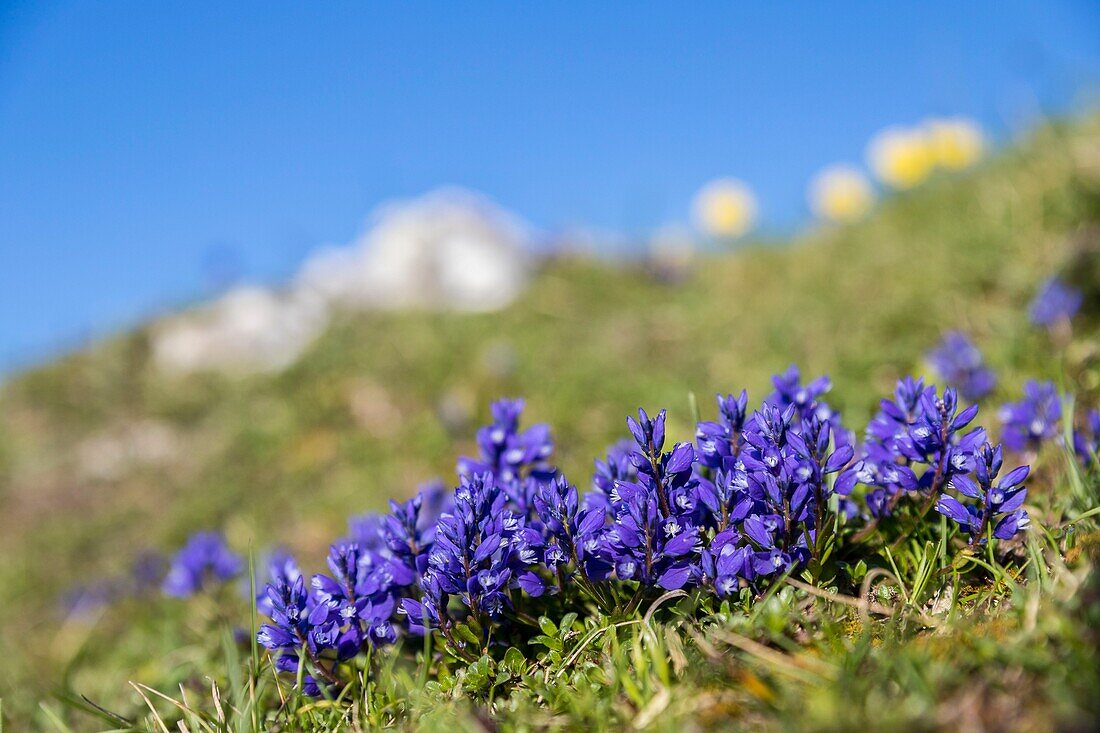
[604,480,702,589]
[622,408,698,519]
[601,408,703,589]
[1030,277,1082,327]
[845,380,986,519]
[381,492,443,581]
[852,377,928,517]
[255,549,302,617]
[457,399,556,499]
[348,481,451,558]
[342,482,453,640]
[936,442,1029,544]
[1073,409,1100,466]
[533,475,605,575]
[1000,381,1062,453]
[927,332,996,402]
[587,439,637,513]
[257,573,335,697]
[162,531,243,598]
[730,402,851,580]
[687,370,858,594]
[695,467,753,534]
[695,391,749,471]
[763,367,854,458]
[902,387,983,480]
[309,543,402,659]
[236,376,1050,678]
[346,514,387,553]
[132,551,167,592]
[701,528,752,597]
[409,473,545,631]
[766,365,833,422]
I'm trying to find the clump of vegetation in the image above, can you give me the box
[127,348,1092,729]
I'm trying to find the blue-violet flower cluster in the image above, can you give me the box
[927,332,996,402]
[156,376,1055,696]
[1029,277,1082,328]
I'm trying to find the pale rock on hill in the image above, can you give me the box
[152,189,535,374]
[296,187,534,311]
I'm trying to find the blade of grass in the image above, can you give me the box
[37,703,73,733]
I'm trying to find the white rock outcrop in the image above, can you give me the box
[297,187,533,312]
[152,189,534,374]
[152,286,328,374]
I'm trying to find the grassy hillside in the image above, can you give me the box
[1,116,1099,730]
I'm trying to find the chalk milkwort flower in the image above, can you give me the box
[767,366,856,455]
[394,401,555,640]
[853,376,928,517]
[595,408,703,590]
[457,398,555,514]
[1074,409,1100,467]
[695,390,749,472]
[694,397,754,533]
[927,331,996,402]
[767,366,832,421]
[256,512,428,695]
[736,405,851,578]
[850,381,985,520]
[1000,381,1062,453]
[312,542,405,654]
[254,549,301,617]
[346,480,451,577]
[1029,277,1082,328]
[401,472,546,636]
[379,490,446,582]
[936,442,1030,544]
[589,437,636,499]
[162,531,243,598]
[533,475,607,580]
[695,370,857,595]
[692,391,752,537]
[894,385,985,499]
[257,569,337,697]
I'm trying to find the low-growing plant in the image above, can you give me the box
[122,355,1096,730]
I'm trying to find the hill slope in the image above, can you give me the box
[1,117,1099,729]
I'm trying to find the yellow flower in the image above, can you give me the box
[808,165,874,223]
[924,117,984,170]
[866,126,934,190]
[693,178,757,238]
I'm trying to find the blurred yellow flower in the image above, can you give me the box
[693,178,757,238]
[808,165,874,223]
[924,117,984,170]
[866,126,934,190]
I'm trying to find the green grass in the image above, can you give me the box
[1,116,1099,731]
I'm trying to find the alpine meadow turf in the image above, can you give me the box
[1,116,1099,731]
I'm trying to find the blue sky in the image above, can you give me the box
[1,2,1099,370]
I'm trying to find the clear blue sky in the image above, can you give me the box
[2,2,1099,370]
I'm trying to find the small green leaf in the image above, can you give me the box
[529,634,564,652]
[502,646,527,674]
[538,616,558,636]
[454,623,481,646]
